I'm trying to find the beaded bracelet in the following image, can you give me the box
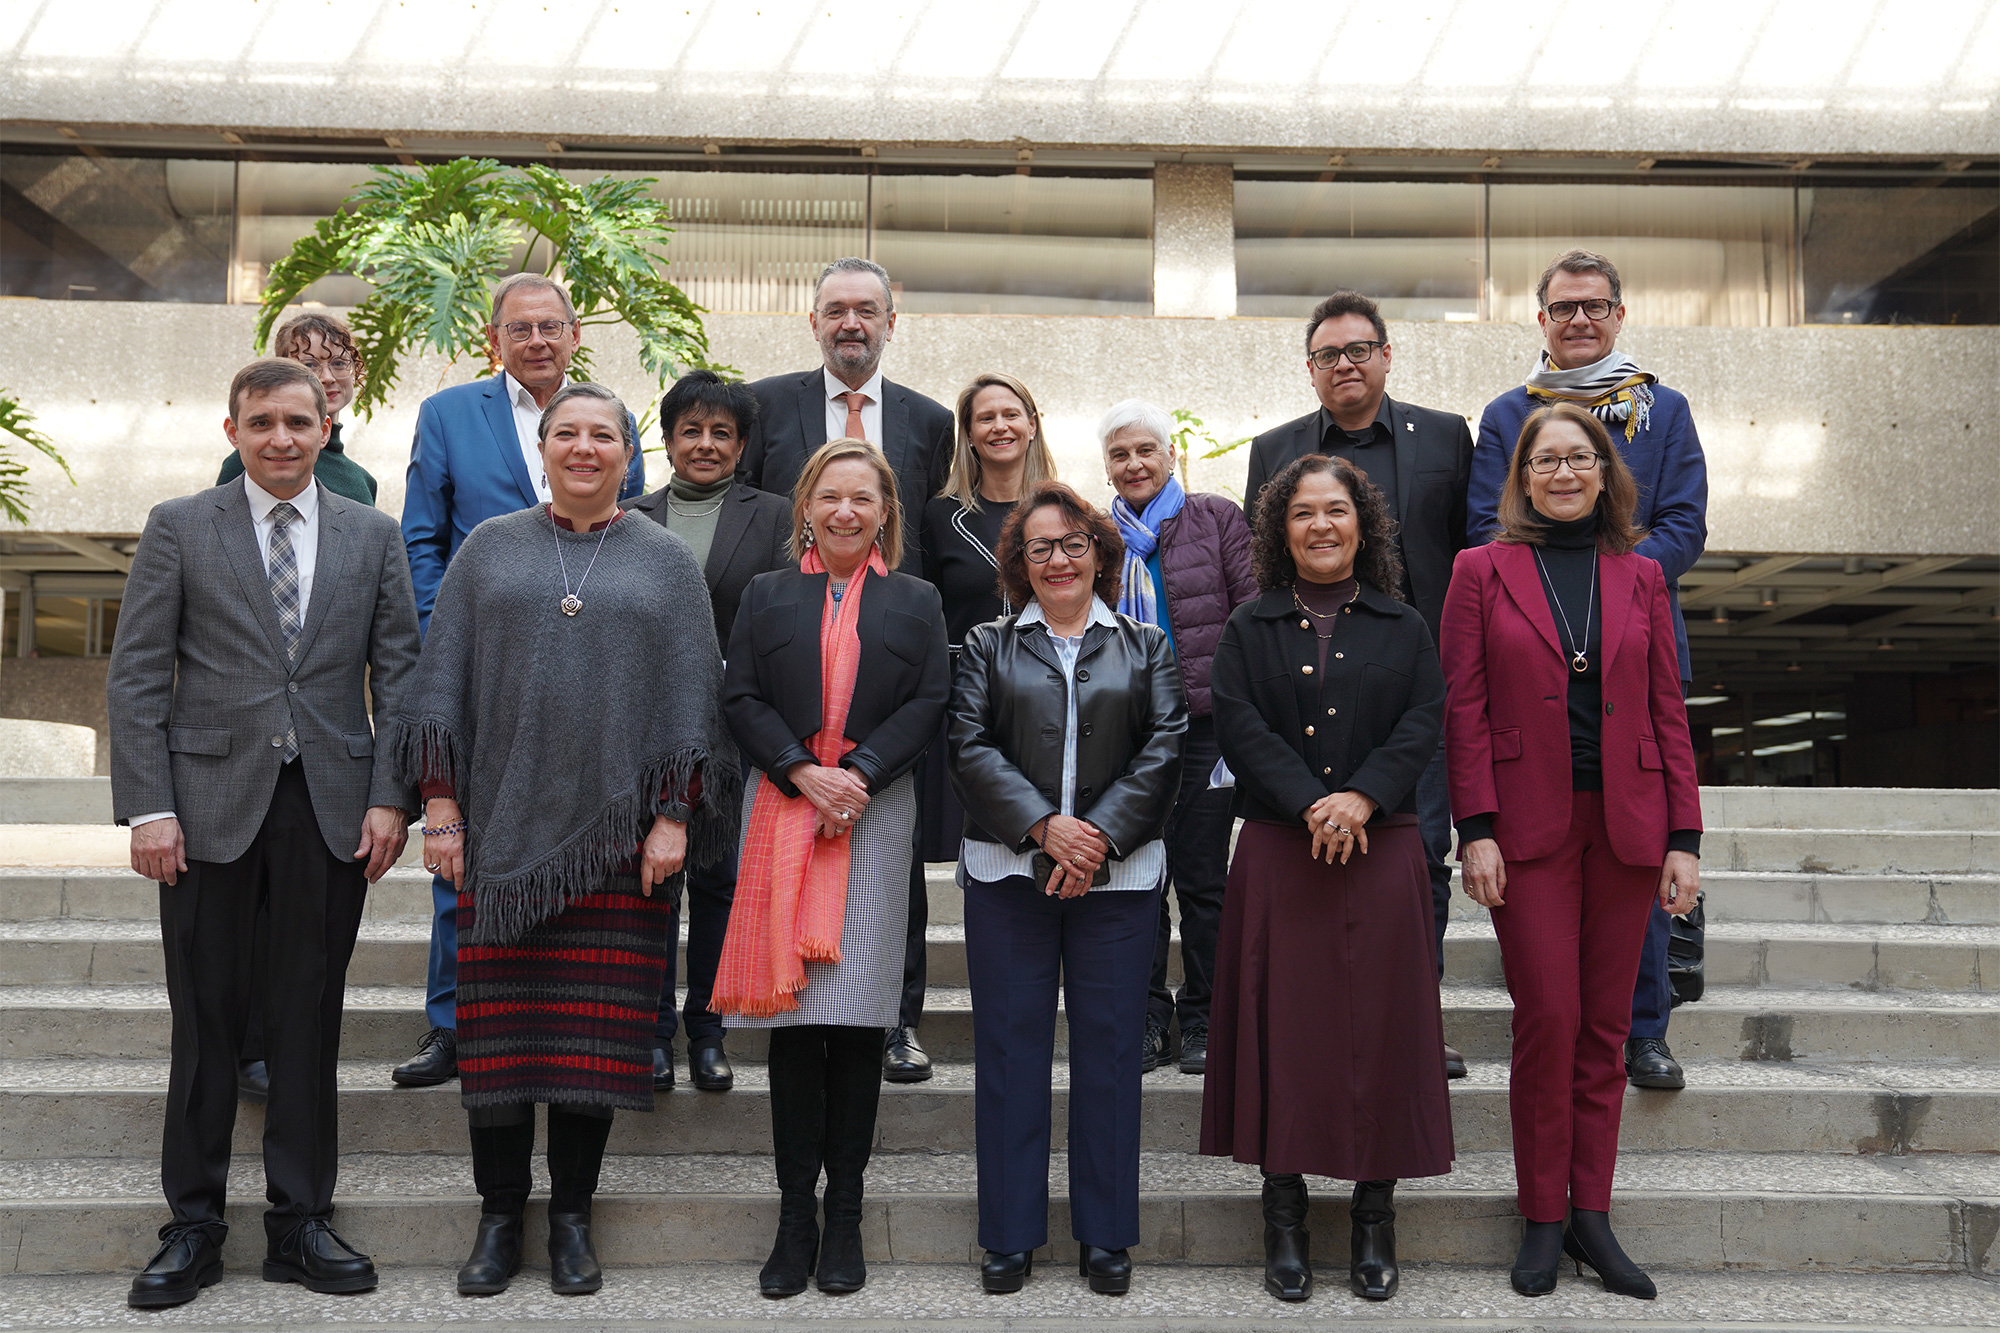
[421,818,466,837]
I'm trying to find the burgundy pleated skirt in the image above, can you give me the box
[1200,817,1456,1181]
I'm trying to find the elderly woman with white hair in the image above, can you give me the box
[1098,400,1259,1077]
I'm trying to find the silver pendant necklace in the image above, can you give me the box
[1532,547,1595,673]
[553,515,614,617]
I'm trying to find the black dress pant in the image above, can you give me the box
[468,1105,614,1216]
[654,847,735,1049]
[1148,715,1233,1032]
[158,761,367,1246]
[898,846,928,1030]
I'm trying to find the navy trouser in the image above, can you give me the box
[655,837,737,1048]
[1147,715,1233,1032]
[425,874,457,1029]
[1629,902,1675,1039]
[963,874,1156,1254]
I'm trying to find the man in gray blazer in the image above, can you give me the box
[109,358,421,1309]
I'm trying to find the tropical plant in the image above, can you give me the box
[0,390,75,526]
[254,159,730,418]
[1169,408,1252,497]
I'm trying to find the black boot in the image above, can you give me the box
[1564,1208,1656,1300]
[547,1213,602,1295]
[1349,1179,1398,1300]
[1511,1219,1563,1296]
[545,1107,611,1295]
[456,1213,522,1296]
[761,1027,825,1298]
[817,1027,884,1294]
[1260,1171,1312,1301]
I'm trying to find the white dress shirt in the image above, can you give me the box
[502,371,554,503]
[958,596,1166,892]
[822,366,884,446]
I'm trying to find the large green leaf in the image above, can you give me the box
[0,390,75,526]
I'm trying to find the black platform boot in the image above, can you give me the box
[1260,1171,1312,1301]
[1349,1179,1398,1300]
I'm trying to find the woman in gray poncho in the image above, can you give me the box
[394,382,739,1299]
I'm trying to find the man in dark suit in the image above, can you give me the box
[740,257,955,1083]
[109,358,421,1308]
[1242,290,1475,1079]
[395,273,645,1089]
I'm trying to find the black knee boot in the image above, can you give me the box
[1260,1171,1311,1301]
[816,1026,885,1295]
[461,1114,533,1296]
[761,1027,825,1298]
[545,1107,610,1295]
[1349,1179,1398,1300]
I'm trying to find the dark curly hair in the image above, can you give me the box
[1251,454,1405,597]
[996,481,1124,611]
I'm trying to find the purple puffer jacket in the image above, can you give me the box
[1158,491,1260,717]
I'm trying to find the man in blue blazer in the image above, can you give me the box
[1468,248,1709,1094]
[394,273,644,1088]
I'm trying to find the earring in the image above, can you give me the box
[1358,537,1365,551]
[802,524,816,548]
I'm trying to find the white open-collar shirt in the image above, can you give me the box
[821,366,884,445]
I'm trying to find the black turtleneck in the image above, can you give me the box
[1536,510,1604,791]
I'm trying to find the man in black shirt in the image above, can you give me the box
[1242,291,1475,1078]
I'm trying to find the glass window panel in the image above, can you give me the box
[1234,180,1482,321]
[1,153,231,302]
[1800,182,1998,325]
[1488,183,1795,327]
[871,174,1152,315]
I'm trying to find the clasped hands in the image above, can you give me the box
[788,761,872,842]
[1032,813,1107,899]
[1304,790,1376,864]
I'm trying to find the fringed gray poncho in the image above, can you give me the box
[393,506,741,946]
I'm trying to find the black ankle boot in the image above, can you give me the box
[1349,1179,1398,1300]
[1511,1219,1563,1296]
[1565,1208,1656,1300]
[759,1199,819,1298]
[547,1213,601,1296]
[1260,1171,1312,1301]
[456,1213,522,1296]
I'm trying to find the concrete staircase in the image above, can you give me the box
[0,779,1996,1327]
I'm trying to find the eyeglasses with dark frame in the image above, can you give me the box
[1525,451,1603,475]
[1308,340,1386,370]
[499,319,575,343]
[1023,532,1097,563]
[1543,299,1617,322]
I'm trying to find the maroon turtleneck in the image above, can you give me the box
[1295,573,1359,673]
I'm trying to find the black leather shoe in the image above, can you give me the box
[981,1249,1033,1293]
[883,1025,932,1084]
[548,1212,603,1295]
[690,1044,734,1091]
[237,1059,269,1104]
[456,1212,522,1296]
[1349,1180,1398,1300]
[128,1223,222,1308]
[1141,1017,1172,1073]
[1177,1024,1208,1075]
[1078,1245,1131,1295]
[1443,1043,1468,1080]
[392,1026,457,1087]
[263,1218,377,1294]
[652,1047,676,1091]
[1625,1038,1685,1090]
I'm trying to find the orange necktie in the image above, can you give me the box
[841,392,868,443]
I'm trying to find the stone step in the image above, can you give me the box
[1704,828,2000,876]
[2,1149,1995,1276]
[4,983,1996,1062]
[4,1058,1994,1162]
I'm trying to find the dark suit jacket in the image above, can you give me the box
[723,567,950,799]
[739,369,954,574]
[1242,396,1474,641]
[625,480,793,646]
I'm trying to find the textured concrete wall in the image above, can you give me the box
[1152,166,1236,319]
[5,1,1995,157]
[1,302,1994,556]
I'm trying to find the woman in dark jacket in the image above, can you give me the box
[1098,399,1259,1075]
[1201,453,1453,1305]
[949,481,1188,1297]
[712,439,950,1299]
[626,370,793,1093]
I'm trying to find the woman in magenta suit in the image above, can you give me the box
[1440,402,1700,1301]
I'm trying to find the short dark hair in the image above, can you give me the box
[1304,290,1387,351]
[1536,249,1623,308]
[1494,403,1647,554]
[996,481,1124,612]
[659,369,759,441]
[1251,454,1406,598]
[229,357,327,423]
[270,311,364,386]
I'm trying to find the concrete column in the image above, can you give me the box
[1152,164,1236,318]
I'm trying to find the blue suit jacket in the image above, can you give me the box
[1468,382,1708,681]
[402,376,645,634]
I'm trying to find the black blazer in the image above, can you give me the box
[1241,396,1474,640]
[1209,583,1443,827]
[723,567,950,798]
[948,611,1188,859]
[626,480,792,645]
[739,369,955,574]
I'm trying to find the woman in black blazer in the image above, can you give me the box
[1200,454,1453,1304]
[626,370,794,1094]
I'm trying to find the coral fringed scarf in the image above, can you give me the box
[710,546,887,1017]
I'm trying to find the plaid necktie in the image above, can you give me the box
[268,502,301,762]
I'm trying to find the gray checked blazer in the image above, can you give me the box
[107,478,422,865]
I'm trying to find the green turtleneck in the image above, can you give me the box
[660,473,734,567]
[217,422,379,506]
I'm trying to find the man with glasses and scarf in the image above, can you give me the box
[1467,248,1709,1092]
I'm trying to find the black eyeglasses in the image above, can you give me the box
[1308,340,1385,369]
[1543,299,1616,322]
[1023,532,1096,563]
[500,319,574,342]
[1525,452,1603,474]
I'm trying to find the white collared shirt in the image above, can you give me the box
[502,371,554,503]
[821,366,884,445]
[958,596,1166,893]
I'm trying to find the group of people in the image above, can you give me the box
[107,246,1708,1311]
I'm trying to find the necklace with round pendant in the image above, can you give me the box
[554,516,614,617]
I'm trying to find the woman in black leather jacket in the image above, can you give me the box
[948,481,1188,1298]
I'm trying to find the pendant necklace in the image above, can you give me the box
[553,515,614,617]
[1532,548,1595,673]
[1292,582,1361,640]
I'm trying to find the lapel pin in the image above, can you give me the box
[1406,422,1415,431]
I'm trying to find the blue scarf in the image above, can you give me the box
[1110,476,1185,626]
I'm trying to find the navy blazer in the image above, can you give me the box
[401,376,645,634]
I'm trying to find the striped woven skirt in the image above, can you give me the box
[456,875,669,1112]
